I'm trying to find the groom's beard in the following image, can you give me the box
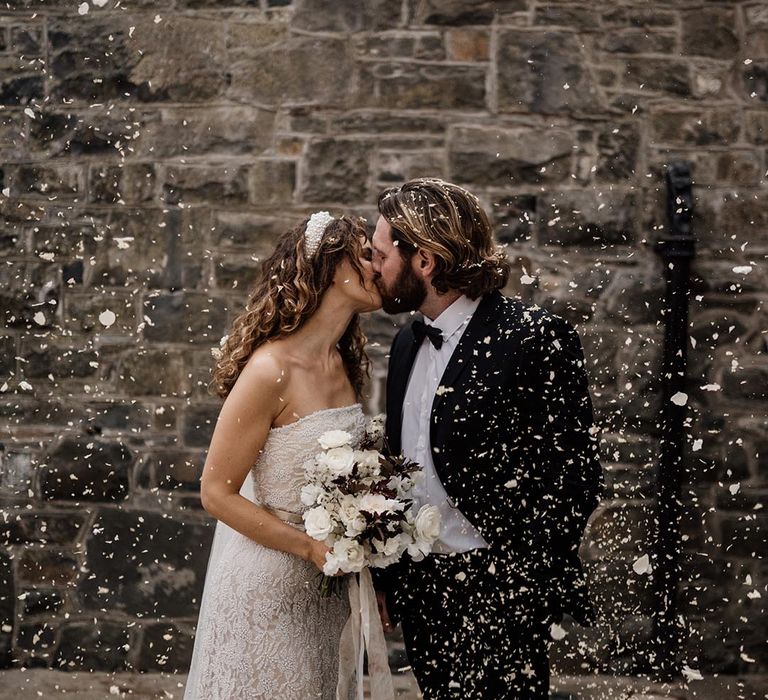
[377,262,427,315]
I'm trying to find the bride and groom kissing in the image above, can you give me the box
[183,178,604,699]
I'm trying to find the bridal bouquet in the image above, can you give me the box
[301,414,441,596]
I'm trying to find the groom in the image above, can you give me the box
[370,178,604,699]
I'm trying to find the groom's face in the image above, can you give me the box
[371,216,427,315]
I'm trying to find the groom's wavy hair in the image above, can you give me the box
[377,178,510,299]
[209,215,371,399]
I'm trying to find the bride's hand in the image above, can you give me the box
[307,539,335,573]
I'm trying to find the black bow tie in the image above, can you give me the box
[412,319,444,350]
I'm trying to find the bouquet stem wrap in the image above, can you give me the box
[336,568,394,700]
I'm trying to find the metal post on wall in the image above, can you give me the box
[651,160,696,679]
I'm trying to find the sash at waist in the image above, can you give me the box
[263,504,304,526]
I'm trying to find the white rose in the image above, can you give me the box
[318,445,356,478]
[300,483,323,507]
[414,505,441,542]
[331,538,366,573]
[304,506,334,541]
[406,538,431,562]
[318,430,353,450]
[358,493,405,516]
[356,450,382,476]
[337,496,367,537]
[369,551,401,569]
[372,534,407,557]
[323,552,341,576]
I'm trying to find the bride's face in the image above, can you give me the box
[332,236,382,313]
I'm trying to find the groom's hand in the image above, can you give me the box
[376,591,393,633]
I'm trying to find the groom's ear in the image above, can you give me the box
[415,248,436,278]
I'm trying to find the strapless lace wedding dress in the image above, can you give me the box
[183,403,367,700]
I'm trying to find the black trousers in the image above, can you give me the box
[394,547,550,700]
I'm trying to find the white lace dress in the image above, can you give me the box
[183,403,367,700]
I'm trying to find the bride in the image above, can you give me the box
[183,212,382,699]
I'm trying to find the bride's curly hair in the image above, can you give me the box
[209,215,371,400]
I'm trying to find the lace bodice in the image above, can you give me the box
[250,403,367,515]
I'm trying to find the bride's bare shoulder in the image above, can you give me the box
[239,342,289,390]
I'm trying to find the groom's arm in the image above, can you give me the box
[520,313,604,564]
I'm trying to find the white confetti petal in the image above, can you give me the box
[33,312,46,326]
[682,665,703,681]
[550,623,567,640]
[99,310,117,328]
[692,438,703,452]
[78,2,89,14]
[732,265,752,275]
[701,383,721,392]
[670,391,688,406]
[632,553,651,575]
[729,483,740,495]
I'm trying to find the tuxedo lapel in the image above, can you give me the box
[386,324,420,455]
[430,291,501,450]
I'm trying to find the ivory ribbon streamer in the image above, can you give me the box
[336,568,395,700]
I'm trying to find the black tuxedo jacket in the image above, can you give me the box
[377,290,604,626]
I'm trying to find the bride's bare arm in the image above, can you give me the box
[199,353,329,570]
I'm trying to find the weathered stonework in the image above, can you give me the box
[0,0,765,682]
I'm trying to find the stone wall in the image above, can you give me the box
[0,0,766,679]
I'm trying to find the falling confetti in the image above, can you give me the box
[632,554,651,575]
[682,665,703,681]
[98,310,117,328]
[549,623,567,640]
[670,391,688,406]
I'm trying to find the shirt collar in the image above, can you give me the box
[427,294,481,341]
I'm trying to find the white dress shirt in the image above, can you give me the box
[401,294,489,554]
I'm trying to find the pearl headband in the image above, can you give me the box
[303,211,335,259]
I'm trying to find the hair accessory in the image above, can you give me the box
[303,211,335,259]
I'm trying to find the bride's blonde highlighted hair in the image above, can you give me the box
[209,215,370,399]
